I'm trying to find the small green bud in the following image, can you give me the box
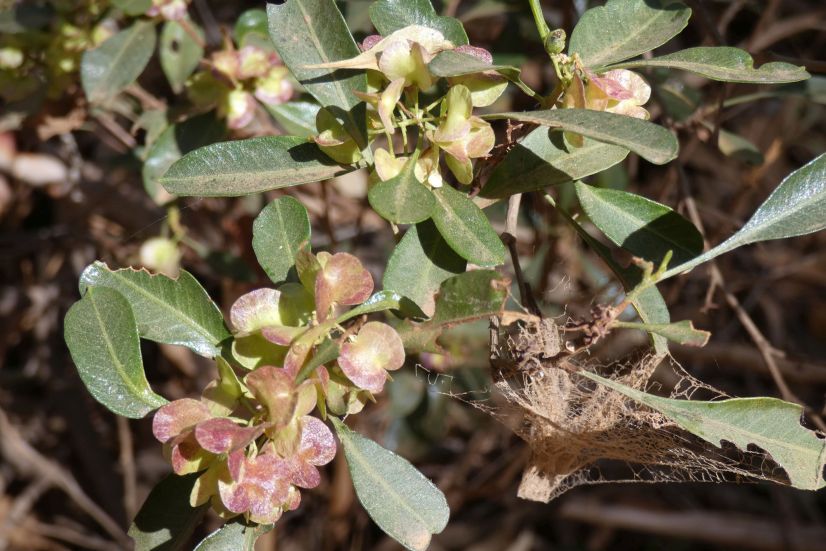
[544,29,566,56]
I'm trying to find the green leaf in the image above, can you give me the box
[81,20,157,104]
[717,127,764,166]
[252,196,311,285]
[582,372,826,490]
[427,50,537,99]
[143,113,225,202]
[486,109,678,165]
[368,152,435,224]
[614,320,709,347]
[330,417,450,551]
[398,270,508,353]
[112,0,151,16]
[608,47,810,84]
[336,290,426,324]
[80,261,230,358]
[369,0,468,46]
[482,129,629,199]
[575,182,703,267]
[160,136,351,197]
[662,153,826,279]
[129,473,207,551]
[383,220,466,317]
[568,0,691,68]
[265,100,321,138]
[267,0,368,149]
[64,287,167,419]
[160,18,204,94]
[194,520,272,551]
[431,185,506,267]
[234,9,268,47]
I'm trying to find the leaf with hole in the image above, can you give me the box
[80,261,230,357]
[81,20,156,104]
[608,47,809,84]
[431,185,506,267]
[583,372,826,490]
[160,18,204,94]
[383,221,466,317]
[662,153,826,279]
[575,182,703,267]
[368,152,436,224]
[486,109,678,165]
[369,0,468,46]
[64,287,167,419]
[252,196,311,285]
[129,473,207,551]
[331,417,449,550]
[267,0,368,149]
[160,136,351,197]
[482,129,628,198]
[568,0,691,68]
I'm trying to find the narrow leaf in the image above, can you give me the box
[129,473,207,551]
[160,18,204,93]
[64,287,167,419]
[568,0,691,68]
[383,221,466,317]
[336,290,427,324]
[575,182,703,267]
[608,47,810,84]
[431,185,506,267]
[482,129,628,198]
[143,113,225,201]
[583,372,826,490]
[662,153,826,279]
[398,270,508,353]
[267,0,368,148]
[81,21,156,104]
[368,152,436,224]
[331,417,449,551]
[614,320,710,347]
[369,0,468,46]
[160,136,351,197]
[427,50,536,98]
[252,196,311,285]
[193,520,272,551]
[80,261,230,357]
[486,109,678,165]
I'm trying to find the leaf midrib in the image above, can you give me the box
[89,290,160,408]
[89,22,151,101]
[433,190,500,265]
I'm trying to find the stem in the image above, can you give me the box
[528,0,550,43]
[178,17,206,50]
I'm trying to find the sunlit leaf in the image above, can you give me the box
[265,100,321,138]
[427,50,536,98]
[608,47,810,84]
[64,287,167,418]
[583,372,826,490]
[80,261,230,357]
[614,320,709,347]
[315,252,374,321]
[368,152,436,224]
[482,129,628,198]
[336,290,427,323]
[431,185,506,267]
[81,20,156,104]
[338,322,405,393]
[331,418,449,551]
[369,0,468,46]
[575,182,703,267]
[485,109,678,165]
[662,153,826,279]
[160,136,351,197]
[252,196,311,285]
[568,0,691,68]
[267,0,368,149]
